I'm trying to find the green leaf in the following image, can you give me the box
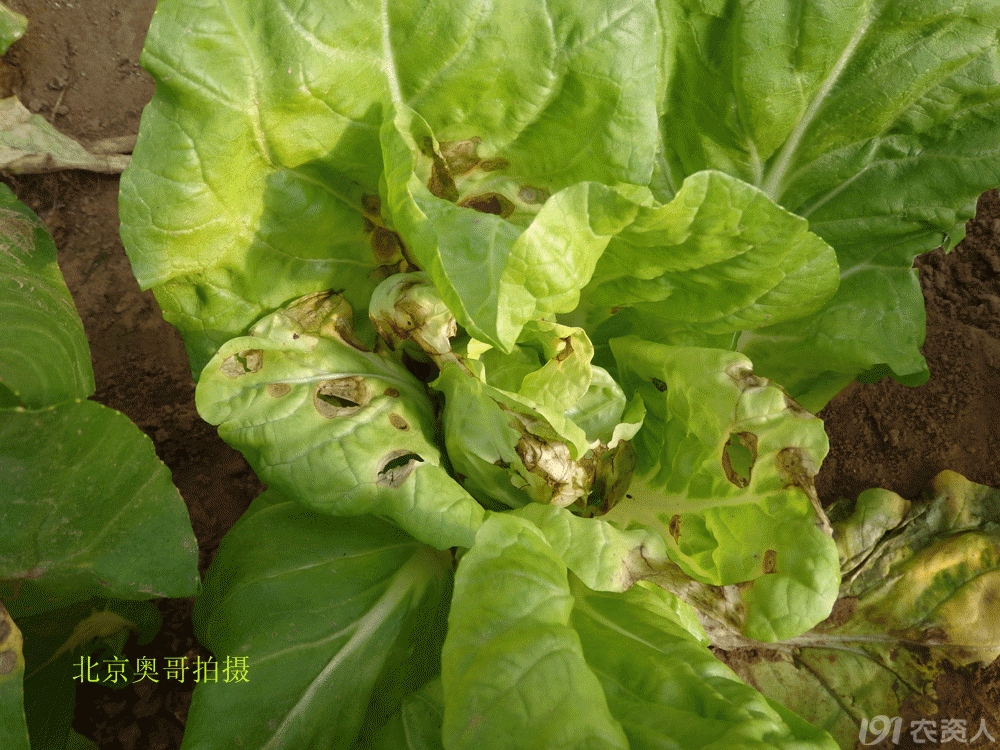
[195,292,484,550]
[606,336,839,641]
[0,400,200,620]
[0,182,93,408]
[371,678,446,750]
[189,490,452,750]
[0,2,26,55]
[656,0,1000,407]
[442,512,629,750]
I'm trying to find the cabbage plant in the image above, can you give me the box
[117,0,1000,748]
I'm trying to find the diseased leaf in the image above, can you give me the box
[196,291,484,550]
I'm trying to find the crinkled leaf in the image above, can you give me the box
[584,170,840,336]
[656,0,1000,409]
[189,491,451,750]
[606,336,839,641]
[381,102,645,351]
[0,98,130,175]
[0,182,93,408]
[725,471,1000,749]
[121,0,661,373]
[432,347,643,514]
[0,400,199,620]
[195,293,484,550]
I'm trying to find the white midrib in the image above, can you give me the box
[260,550,432,750]
[760,9,876,202]
[381,0,404,106]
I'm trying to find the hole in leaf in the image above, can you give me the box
[313,377,371,418]
[722,432,757,488]
[220,349,263,378]
[377,450,423,488]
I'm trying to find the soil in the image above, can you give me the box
[0,1,998,749]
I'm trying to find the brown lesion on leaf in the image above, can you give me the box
[776,446,834,536]
[220,349,263,378]
[554,336,574,362]
[389,413,409,431]
[518,185,550,204]
[722,431,757,488]
[422,136,460,201]
[384,387,400,397]
[421,135,511,205]
[371,225,403,263]
[651,377,668,392]
[762,548,778,574]
[266,382,291,398]
[457,192,515,218]
[668,514,682,543]
[313,376,371,418]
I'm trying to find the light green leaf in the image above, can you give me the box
[570,577,839,750]
[381,102,645,351]
[0,401,200,620]
[584,170,840,337]
[0,182,93,409]
[121,0,663,373]
[189,491,451,750]
[195,292,484,550]
[606,336,839,641]
[442,512,629,750]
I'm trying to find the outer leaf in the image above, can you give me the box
[726,471,1000,749]
[570,577,839,750]
[442,512,629,750]
[195,294,484,550]
[0,182,93,408]
[0,401,200,620]
[189,491,451,750]
[606,336,839,641]
[119,0,389,373]
[656,0,1000,408]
